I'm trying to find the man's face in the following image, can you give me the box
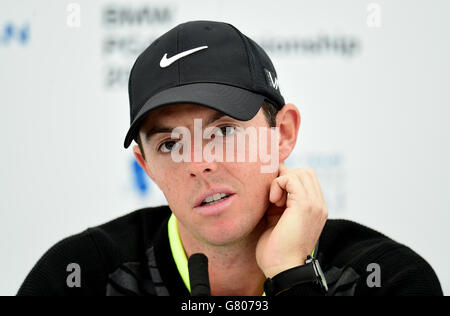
[135,104,279,246]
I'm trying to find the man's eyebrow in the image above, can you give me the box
[143,112,229,142]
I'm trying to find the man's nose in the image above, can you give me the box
[186,140,217,177]
[187,162,214,178]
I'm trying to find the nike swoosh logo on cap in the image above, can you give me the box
[159,46,208,68]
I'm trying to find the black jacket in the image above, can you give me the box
[17,205,443,296]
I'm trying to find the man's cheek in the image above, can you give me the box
[155,177,175,201]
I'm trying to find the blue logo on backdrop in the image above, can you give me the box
[0,22,30,45]
[132,159,150,196]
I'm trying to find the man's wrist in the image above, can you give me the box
[262,255,308,279]
[263,255,328,296]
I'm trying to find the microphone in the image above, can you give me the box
[188,253,211,296]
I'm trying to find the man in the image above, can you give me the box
[18,20,442,296]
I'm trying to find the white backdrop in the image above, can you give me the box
[1,0,449,295]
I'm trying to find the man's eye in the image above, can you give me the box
[216,126,236,137]
[158,141,180,153]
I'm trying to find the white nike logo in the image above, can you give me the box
[159,46,208,68]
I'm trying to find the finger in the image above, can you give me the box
[272,174,308,207]
[276,190,287,207]
[294,169,321,202]
[278,162,288,177]
[296,169,328,221]
[269,179,288,207]
[308,169,325,202]
[269,176,285,205]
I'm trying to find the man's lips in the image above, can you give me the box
[193,193,236,216]
[194,187,235,207]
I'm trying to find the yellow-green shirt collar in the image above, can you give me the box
[168,213,316,296]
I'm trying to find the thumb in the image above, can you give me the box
[269,175,288,207]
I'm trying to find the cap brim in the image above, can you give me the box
[124,83,266,148]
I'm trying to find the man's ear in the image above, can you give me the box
[276,103,301,163]
[133,144,156,183]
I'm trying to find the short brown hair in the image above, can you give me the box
[136,100,279,161]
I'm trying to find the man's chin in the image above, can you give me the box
[198,220,261,247]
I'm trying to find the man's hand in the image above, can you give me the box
[256,163,328,278]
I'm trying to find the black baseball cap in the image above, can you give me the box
[124,20,285,148]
